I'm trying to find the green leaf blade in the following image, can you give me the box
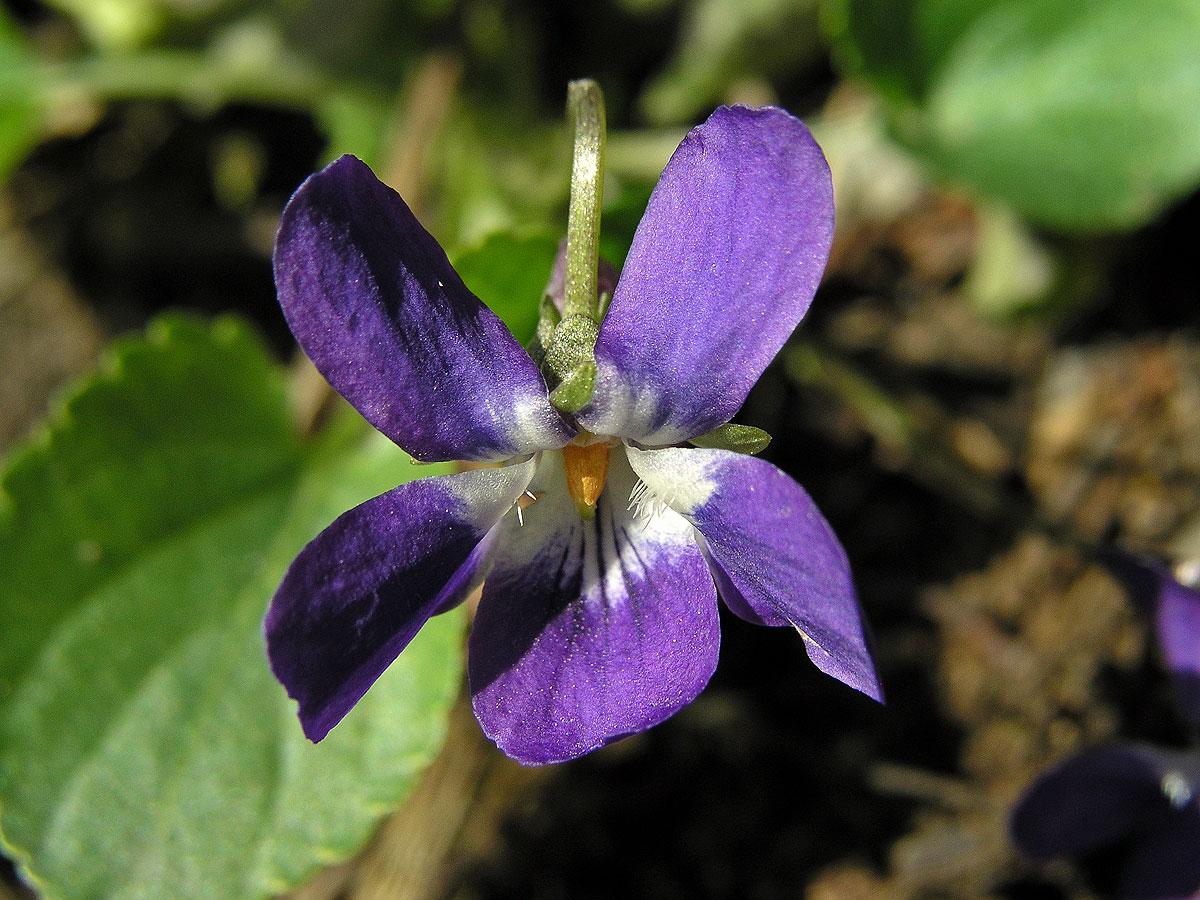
[0,317,464,900]
[0,315,302,699]
[452,231,560,345]
[0,9,42,182]
[831,0,1200,230]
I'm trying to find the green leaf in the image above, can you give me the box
[315,90,391,170]
[452,231,560,345]
[598,178,655,271]
[0,10,42,182]
[825,0,994,105]
[829,0,1200,230]
[435,110,569,250]
[0,316,463,899]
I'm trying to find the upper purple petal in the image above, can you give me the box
[266,461,535,741]
[1101,550,1200,729]
[625,445,882,702]
[469,447,719,765]
[577,106,834,444]
[1010,744,1200,860]
[275,155,574,462]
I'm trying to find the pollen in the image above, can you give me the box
[561,441,610,519]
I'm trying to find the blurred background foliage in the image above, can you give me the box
[0,0,1195,334]
[2,0,1200,898]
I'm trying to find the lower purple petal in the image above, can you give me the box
[625,445,882,702]
[469,448,719,765]
[266,461,535,741]
[1123,802,1200,900]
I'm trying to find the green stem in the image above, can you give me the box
[563,79,605,322]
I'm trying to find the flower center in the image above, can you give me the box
[561,441,610,519]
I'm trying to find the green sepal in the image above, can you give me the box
[527,293,562,365]
[550,360,597,414]
[689,423,772,455]
[539,292,562,328]
[543,314,599,382]
[597,290,613,322]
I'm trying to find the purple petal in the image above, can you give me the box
[266,461,535,741]
[1010,743,1197,860]
[577,106,834,444]
[275,155,574,462]
[469,446,719,765]
[625,445,882,701]
[1123,801,1200,900]
[1101,550,1200,729]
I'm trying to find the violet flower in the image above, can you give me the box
[1012,745,1200,899]
[1011,553,1200,898]
[265,105,882,765]
[1103,551,1200,728]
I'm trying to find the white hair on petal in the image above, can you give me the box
[627,478,673,529]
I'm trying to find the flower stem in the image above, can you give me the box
[563,79,606,322]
